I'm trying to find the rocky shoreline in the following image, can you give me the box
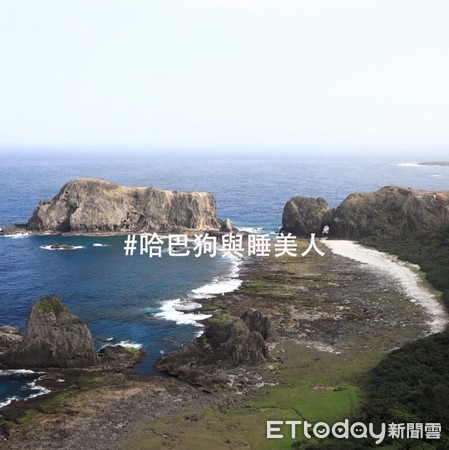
[0,238,442,449]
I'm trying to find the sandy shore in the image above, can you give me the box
[324,239,449,334]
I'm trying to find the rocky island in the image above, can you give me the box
[24,178,220,234]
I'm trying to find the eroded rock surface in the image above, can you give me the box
[27,178,220,233]
[282,186,449,239]
[332,186,449,238]
[2,296,98,369]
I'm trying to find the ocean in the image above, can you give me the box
[1,150,449,408]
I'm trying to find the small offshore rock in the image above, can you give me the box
[220,218,233,233]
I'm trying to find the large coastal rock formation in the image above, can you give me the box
[2,296,98,369]
[282,186,449,239]
[331,186,449,238]
[27,178,220,233]
[155,310,270,387]
[281,196,332,236]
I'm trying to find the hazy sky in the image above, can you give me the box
[0,0,448,155]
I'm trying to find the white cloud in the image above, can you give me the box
[190,0,385,13]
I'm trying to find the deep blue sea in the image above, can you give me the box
[1,150,449,408]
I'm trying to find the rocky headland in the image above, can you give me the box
[282,185,449,239]
[24,178,220,234]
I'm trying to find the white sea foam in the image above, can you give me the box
[25,379,51,398]
[117,340,142,349]
[0,369,41,377]
[1,233,30,238]
[40,245,84,250]
[152,248,242,327]
[190,278,242,299]
[0,396,19,408]
[100,340,142,349]
[154,299,212,327]
[92,243,111,247]
[236,226,263,234]
[189,252,242,299]
[398,162,420,167]
[324,240,449,334]
[0,371,50,409]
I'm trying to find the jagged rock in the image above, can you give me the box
[281,196,332,236]
[203,315,235,350]
[27,178,220,233]
[331,186,449,238]
[241,309,270,340]
[215,320,268,366]
[220,218,233,233]
[2,296,98,369]
[0,326,22,354]
[155,310,269,387]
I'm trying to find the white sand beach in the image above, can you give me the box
[324,240,449,334]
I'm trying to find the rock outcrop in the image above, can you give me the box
[27,178,220,233]
[281,186,449,239]
[220,218,233,233]
[2,296,98,369]
[331,186,449,239]
[281,196,332,236]
[155,310,270,387]
[97,345,146,370]
[0,327,22,354]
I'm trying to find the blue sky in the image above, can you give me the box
[0,0,448,155]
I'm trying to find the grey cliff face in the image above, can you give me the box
[281,186,449,239]
[27,178,220,233]
[2,296,98,369]
[281,196,332,236]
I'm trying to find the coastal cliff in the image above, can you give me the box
[27,178,220,233]
[282,186,449,238]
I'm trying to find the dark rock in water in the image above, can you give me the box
[155,310,269,387]
[220,218,233,233]
[27,178,220,233]
[241,309,270,340]
[0,326,22,354]
[1,296,98,369]
[281,196,332,237]
[49,244,76,250]
[331,186,449,238]
[97,345,146,369]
